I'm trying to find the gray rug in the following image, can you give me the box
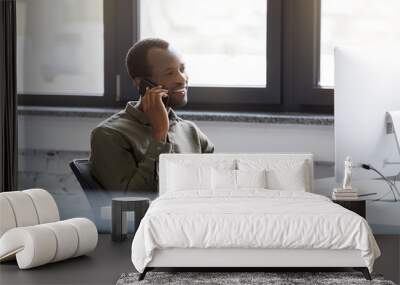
[116,271,396,285]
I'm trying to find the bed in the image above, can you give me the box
[131,153,380,280]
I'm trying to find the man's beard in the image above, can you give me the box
[167,94,188,109]
[166,86,188,108]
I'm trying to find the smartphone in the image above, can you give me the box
[139,78,169,105]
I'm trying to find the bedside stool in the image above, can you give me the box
[332,199,366,218]
[112,197,150,242]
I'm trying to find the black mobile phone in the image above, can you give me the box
[139,78,169,106]
[139,78,157,97]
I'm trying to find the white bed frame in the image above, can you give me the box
[139,153,371,280]
[148,248,365,268]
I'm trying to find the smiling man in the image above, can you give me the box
[89,38,214,193]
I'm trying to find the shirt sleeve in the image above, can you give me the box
[196,125,215,153]
[89,126,172,193]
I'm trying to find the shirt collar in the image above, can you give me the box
[125,101,179,126]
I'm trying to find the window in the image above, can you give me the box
[17,0,104,96]
[140,0,267,88]
[18,0,339,113]
[320,0,400,87]
[17,0,119,107]
[138,0,281,110]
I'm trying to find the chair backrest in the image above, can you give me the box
[69,159,105,192]
[69,159,112,212]
[69,158,159,200]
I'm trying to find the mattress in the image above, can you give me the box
[131,190,380,273]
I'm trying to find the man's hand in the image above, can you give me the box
[141,86,169,142]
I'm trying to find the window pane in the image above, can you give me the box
[320,0,400,87]
[16,0,104,96]
[140,0,267,88]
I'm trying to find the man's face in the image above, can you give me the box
[146,47,188,108]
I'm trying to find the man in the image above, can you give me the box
[89,38,214,193]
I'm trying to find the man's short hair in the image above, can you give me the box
[125,38,170,80]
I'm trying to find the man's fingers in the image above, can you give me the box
[150,88,168,95]
[142,87,150,112]
[150,89,168,105]
[152,92,167,107]
[144,86,166,97]
[144,87,163,105]
[142,95,147,112]
[149,88,158,106]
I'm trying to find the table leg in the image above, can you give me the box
[112,201,125,241]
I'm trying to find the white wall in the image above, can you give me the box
[18,116,335,162]
[18,115,101,151]
[17,114,400,283]
[196,121,334,161]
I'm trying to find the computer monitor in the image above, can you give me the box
[335,45,400,234]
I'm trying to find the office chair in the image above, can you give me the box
[69,159,158,200]
[69,159,105,191]
[69,159,158,233]
[69,159,110,230]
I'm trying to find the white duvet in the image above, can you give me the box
[131,190,380,273]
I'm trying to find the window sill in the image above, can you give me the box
[17,105,334,126]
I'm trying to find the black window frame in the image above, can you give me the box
[18,0,120,108]
[282,0,333,113]
[18,0,333,114]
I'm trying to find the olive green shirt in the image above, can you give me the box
[89,101,214,193]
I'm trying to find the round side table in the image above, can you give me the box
[111,197,150,242]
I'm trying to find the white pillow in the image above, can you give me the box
[211,168,268,190]
[238,159,310,191]
[266,164,307,191]
[211,168,237,190]
[236,169,268,189]
[166,163,212,192]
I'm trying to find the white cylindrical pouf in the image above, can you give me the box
[23,189,60,223]
[1,192,39,227]
[0,196,17,237]
[65,218,98,257]
[0,218,98,269]
[42,221,79,262]
[0,187,98,269]
[0,226,57,269]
